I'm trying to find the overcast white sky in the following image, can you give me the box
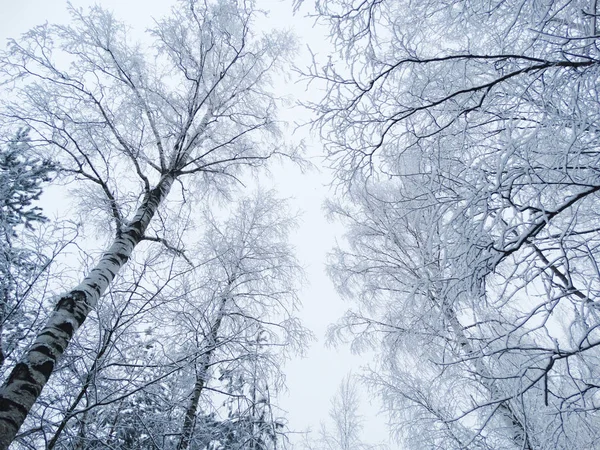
[0,0,394,446]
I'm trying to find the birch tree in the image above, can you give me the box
[327,185,543,448]
[171,191,307,450]
[306,0,600,448]
[0,1,296,445]
[303,374,382,450]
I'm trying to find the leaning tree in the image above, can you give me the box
[0,0,297,446]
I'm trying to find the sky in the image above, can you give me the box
[0,0,394,447]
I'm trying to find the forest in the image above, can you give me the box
[1,0,600,449]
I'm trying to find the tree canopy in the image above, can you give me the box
[3,0,600,449]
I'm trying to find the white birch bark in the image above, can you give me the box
[443,303,533,449]
[0,173,175,449]
[178,296,228,450]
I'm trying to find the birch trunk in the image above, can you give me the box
[443,303,533,450]
[178,296,228,450]
[0,173,176,449]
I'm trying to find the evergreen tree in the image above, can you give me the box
[0,129,54,368]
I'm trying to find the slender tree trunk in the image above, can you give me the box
[73,408,88,450]
[178,296,228,450]
[0,267,12,370]
[0,323,4,369]
[0,173,176,449]
[443,303,533,450]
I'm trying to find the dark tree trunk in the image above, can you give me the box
[178,296,228,450]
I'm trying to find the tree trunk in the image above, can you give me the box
[178,296,228,450]
[443,303,533,450]
[0,173,176,450]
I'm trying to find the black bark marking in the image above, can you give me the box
[115,252,129,263]
[106,256,121,266]
[127,226,142,242]
[0,398,28,417]
[38,330,60,341]
[32,345,54,360]
[53,290,88,326]
[54,296,74,312]
[6,363,36,386]
[32,360,54,381]
[97,273,111,284]
[19,383,38,397]
[55,291,86,311]
[55,321,74,338]
[73,312,86,326]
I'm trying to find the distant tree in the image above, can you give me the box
[212,330,288,450]
[303,374,383,450]
[0,129,54,231]
[0,0,298,445]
